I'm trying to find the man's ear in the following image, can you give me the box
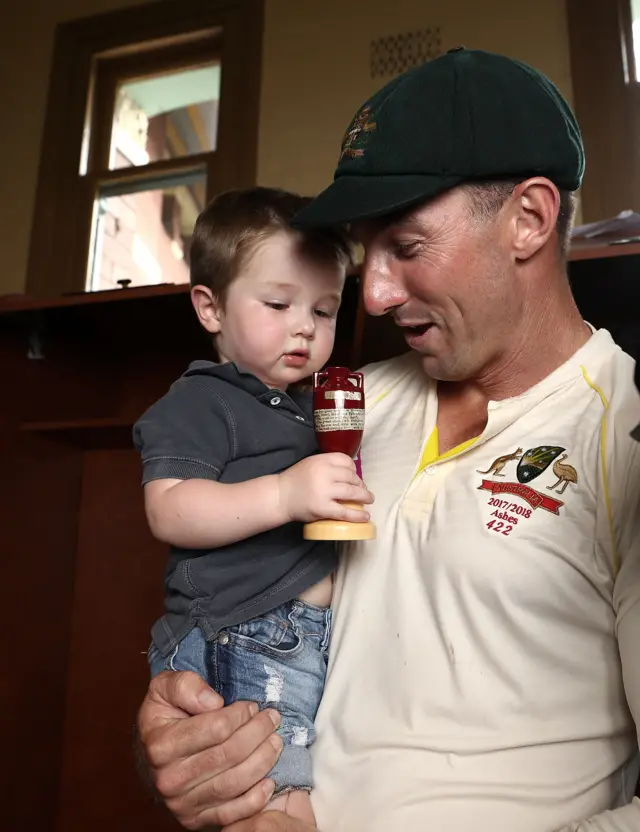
[190,285,223,334]
[511,177,559,261]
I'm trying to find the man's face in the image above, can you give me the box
[353,186,521,382]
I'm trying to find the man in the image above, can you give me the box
[137,49,640,831]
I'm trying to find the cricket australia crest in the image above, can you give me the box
[516,446,566,484]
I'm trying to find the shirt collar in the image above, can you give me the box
[182,360,312,418]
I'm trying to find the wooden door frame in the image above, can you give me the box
[567,0,640,222]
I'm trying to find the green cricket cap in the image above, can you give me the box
[293,48,584,228]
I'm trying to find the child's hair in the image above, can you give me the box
[189,187,353,298]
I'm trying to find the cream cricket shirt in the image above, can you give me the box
[311,329,640,832]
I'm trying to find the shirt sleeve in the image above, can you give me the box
[558,604,640,829]
[556,445,640,831]
[132,377,234,484]
[553,799,640,832]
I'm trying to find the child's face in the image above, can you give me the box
[209,231,344,390]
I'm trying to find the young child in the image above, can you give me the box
[133,187,374,823]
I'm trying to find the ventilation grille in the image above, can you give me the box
[370,27,442,78]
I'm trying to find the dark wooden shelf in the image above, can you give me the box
[569,239,640,261]
[19,417,134,448]
[0,282,189,314]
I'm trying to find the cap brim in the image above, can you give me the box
[292,173,464,228]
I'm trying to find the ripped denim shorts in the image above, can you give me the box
[147,599,332,796]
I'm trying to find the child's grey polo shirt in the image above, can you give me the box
[133,360,337,655]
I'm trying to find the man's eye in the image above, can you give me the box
[265,302,288,310]
[395,242,420,260]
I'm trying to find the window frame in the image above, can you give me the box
[567,0,640,222]
[26,0,264,297]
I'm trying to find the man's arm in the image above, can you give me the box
[223,812,317,831]
[556,801,640,832]
[553,606,640,831]
[555,438,640,832]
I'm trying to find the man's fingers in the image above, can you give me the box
[224,809,317,831]
[181,779,275,830]
[149,702,277,772]
[164,733,281,827]
[197,730,281,804]
[164,711,282,797]
[183,730,281,804]
[166,731,281,823]
[140,671,224,732]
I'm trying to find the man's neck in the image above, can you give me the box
[434,279,591,453]
[444,282,590,404]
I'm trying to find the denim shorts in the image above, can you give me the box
[147,599,332,795]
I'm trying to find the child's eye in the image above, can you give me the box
[315,309,335,319]
[265,302,288,311]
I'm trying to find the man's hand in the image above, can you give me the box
[137,670,283,829]
[224,810,317,831]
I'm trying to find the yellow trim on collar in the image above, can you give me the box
[417,426,478,476]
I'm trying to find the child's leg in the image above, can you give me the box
[147,626,211,681]
[215,600,331,807]
[148,623,319,824]
[268,790,316,823]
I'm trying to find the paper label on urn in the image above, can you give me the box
[324,390,362,401]
[314,408,365,433]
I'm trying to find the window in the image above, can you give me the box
[108,64,221,171]
[27,0,263,297]
[83,34,222,292]
[631,0,640,79]
[87,172,207,291]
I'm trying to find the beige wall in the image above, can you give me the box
[258,0,573,195]
[0,0,572,297]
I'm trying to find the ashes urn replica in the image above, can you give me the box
[303,366,376,541]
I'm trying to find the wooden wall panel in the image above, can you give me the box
[0,329,84,831]
[55,448,177,832]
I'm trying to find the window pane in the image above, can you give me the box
[633,0,640,79]
[110,63,220,170]
[86,171,206,291]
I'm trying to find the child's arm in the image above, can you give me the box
[144,452,373,549]
[144,475,284,548]
[134,376,373,550]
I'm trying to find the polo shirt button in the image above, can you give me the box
[218,632,230,645]
[270,396,281,406]
[426,465,437,476]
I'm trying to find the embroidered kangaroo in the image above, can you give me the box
[477,448,523,477]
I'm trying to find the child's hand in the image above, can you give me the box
[278,453,374,524]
